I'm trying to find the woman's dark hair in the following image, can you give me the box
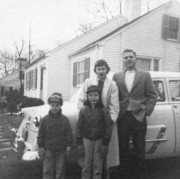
[84,91,104,108]
[94,59,110,74]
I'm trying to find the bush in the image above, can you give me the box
[7,102,18,114]
[17,97,44,109]
[0,100,7,113]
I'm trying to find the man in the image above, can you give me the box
[113,49,157,178]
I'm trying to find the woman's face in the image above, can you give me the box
[95,65,107,80]
[87,91,100,106]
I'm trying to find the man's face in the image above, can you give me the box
[50,102,61,114]
[87,91,99,106]
[95,65,107,80]
[123,51,136,70]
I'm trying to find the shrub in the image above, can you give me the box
[17,97,44,109]
[0,100,7,113]
[7,102,18,114]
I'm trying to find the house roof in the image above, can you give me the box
[25,55,46,69]
[69,1,172,57]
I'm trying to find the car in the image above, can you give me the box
[10,71,180,163]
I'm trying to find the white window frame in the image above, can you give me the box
[136,56,161,71]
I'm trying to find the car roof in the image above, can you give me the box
[149,71,180,78]
[108,71,180,79]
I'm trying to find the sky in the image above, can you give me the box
[0,0,176,53]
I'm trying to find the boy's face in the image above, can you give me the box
[87,91,99,105]
[50,102,62,114]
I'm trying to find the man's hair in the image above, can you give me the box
[94,59,111,74]
[122,49,136,57]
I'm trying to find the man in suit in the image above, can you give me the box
[113,49,157,178]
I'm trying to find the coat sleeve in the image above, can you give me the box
[102,108,113,146]
[65,118,73,147]
[108,81,120,122]
[76,108,85,146]
[37,118,46,148]
[145,73,158,116]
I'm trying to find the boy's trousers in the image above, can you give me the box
[43,150,66,179]
[82,138,103,179]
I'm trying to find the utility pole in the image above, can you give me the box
[28,26,32,64]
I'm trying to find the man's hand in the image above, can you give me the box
[77,145,84,157]
[100,145,108,158]
[66,146,71,157]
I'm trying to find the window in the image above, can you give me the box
[154,59,159,71]
[136,58,151,71]
[136,57,159,71]
[169,80,180,101]
[153,80,165,102]
[162,14,180,41]
[25,68,38,90]
[73,58,90,87]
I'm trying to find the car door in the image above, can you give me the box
[145,78,175,159]
[167,79,180,153]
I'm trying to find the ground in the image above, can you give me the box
[1,113,180,179]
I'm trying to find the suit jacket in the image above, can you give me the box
[113,69,157,122]
[78,76,120,168]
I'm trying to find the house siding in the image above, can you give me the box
[46,15,127,101]
[118,4,180,72]
[103,34,122,72]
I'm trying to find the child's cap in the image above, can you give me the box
[48,93,63,105]
[86,85,101,94]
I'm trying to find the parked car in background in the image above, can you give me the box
[10,71,180,164]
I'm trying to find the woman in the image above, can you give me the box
[78,59,120,177]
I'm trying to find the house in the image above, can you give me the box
[0,58,27,97]
[24,0,180,103]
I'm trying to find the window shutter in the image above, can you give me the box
[30,70,33,89]
[26,72,30,90]
[25,73,27,90]
[84,58,90,81]
[35,68,38,89]
[178,18,180,42]
[162,14,169,39]
[73,62,77,87]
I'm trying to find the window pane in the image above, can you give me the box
[169,80,180,101]
[76,58,90,85]
[136,58,151,71]
[154,60,159,71]
[153,81,166,102]
[168,16,179,40]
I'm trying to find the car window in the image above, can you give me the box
[169,80,180,101]
[153,80,166,102]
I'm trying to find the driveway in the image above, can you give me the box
[1,113,180,179]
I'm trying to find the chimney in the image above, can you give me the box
[122,0,142,22]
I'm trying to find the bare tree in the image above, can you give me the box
[76,0,122,34]
[0,50,17,76]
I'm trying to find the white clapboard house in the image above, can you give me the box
[24,0,180,103]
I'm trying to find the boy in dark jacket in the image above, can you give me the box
[37,93,72,179]
[76,85,113,179]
